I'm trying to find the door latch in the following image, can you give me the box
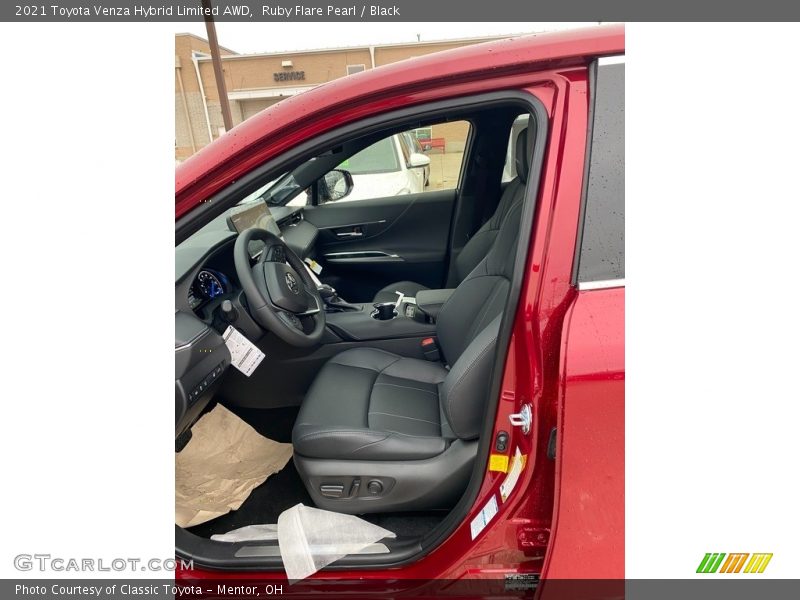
[509,404,532,435]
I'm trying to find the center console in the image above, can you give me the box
[322,287,455,343]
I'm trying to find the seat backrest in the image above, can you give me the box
[451,126,530,284]
[435,188,525,440]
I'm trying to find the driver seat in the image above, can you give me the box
[292,154,527,515]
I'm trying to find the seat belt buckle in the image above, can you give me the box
[421,337,441,362]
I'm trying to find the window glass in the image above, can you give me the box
[576,60,625,283]
[339,137,400,174]
[288,120,470,205]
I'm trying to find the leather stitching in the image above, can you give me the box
[350,434,391,454]
[468,284,503,345]
[368,411,440,426]
[373,382,437,395]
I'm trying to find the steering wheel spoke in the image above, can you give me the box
[296,281,322,316]
[277,310,304,331]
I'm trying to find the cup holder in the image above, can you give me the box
[371,302,398,320]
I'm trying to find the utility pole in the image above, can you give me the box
[201,0,233,132]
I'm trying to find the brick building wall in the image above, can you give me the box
[175,34,508,161]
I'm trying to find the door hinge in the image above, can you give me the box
[509,404,532,435]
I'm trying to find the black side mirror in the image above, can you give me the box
[318,169,354,203]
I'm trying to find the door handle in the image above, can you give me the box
[336,225,364,238]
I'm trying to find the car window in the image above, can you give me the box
[339,137,400,174]
[290,120,471,205]
[576,58,625,283]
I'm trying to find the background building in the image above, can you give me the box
[175,33,512,161]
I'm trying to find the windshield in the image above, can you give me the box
[339,137,400,174]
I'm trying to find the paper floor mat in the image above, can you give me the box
[176,404,293,528]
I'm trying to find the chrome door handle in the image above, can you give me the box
[336,231,363,238]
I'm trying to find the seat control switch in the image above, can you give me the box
[320,484,345,498]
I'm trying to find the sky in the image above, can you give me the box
[173,22,602,54]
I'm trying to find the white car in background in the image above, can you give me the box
[247,132,432,208]
[335,133,430,202]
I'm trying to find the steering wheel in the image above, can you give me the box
[233,228,326,347]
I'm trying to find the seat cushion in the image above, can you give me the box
[372,281,430,303]
[292,348,450,461]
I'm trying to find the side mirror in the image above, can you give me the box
[408,153,431,169]
[319,169,354,203]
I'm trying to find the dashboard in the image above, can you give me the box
[177,204,318,321]
[175,203,320,439]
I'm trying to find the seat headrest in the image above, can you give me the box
[514,126,529,184]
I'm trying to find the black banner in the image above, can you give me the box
[5,579,800,599]
[3,0,800,22]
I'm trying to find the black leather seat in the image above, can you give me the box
[372,126,530,303]
[292,169,527,513]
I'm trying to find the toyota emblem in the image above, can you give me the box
[285,272,300,294]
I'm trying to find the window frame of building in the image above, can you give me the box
[346,64,366,76]
[412,127,433,141]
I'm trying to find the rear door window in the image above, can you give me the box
[576,58,625,284]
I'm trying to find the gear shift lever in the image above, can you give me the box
[317,283,360,312]
[318,283,338,301]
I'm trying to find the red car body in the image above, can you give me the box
[176,24,624,584]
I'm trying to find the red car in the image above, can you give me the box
[175,24,624,592]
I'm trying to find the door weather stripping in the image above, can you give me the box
[509,404,532,435]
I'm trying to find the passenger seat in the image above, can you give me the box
[373,126,530,303]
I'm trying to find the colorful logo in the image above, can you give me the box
[696,553,773,574]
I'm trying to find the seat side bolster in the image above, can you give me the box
[439,314,502,439]
[292,424,447,460]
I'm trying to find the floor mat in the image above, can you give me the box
[176,404,293,528]
[187,458,313,537]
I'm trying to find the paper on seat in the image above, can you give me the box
[175,404,293,528]
[277,503,396,581]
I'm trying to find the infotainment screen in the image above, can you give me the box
[227,200,282,237]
